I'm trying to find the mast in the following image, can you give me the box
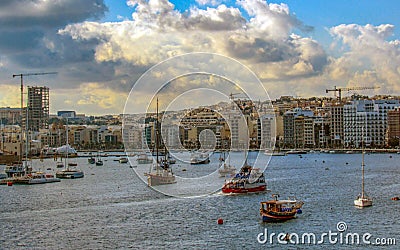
[361,127,365,198]
[156,98,159,174]
[65,118,69,170]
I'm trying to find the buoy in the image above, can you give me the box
[217,218,224,225]
[7,181,13,186]
[391,196,399,201]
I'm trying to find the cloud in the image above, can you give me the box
[59,0,324,82]
[1,0,399,114]
[329,23,400,92]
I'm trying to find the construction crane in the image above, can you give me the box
[229,92,242,100]
[12,72,58,112]
[325,85,380,101]
[12,72,57,162]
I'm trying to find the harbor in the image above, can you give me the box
[1,151,399,248]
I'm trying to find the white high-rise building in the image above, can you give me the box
[343,99,400,148]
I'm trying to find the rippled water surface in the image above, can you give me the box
[1,151,399,249]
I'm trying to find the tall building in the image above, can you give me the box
[27,86,49,132]
[343,99,400,148]
[387,108,400,145]
[330,104,344,148]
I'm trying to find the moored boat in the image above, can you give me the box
[354,128,372,208]
[190,151,210,165]
[137,153,153,164]
[119,157,129,163]
[56,169,84,179]
[260,194,304,222]
[145,98,176,186]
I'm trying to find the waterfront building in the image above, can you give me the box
[386,108,400,146]
[329,104,344,148]
[343,99,400,148]
[283,108,314,148]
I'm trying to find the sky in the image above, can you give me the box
[0,0,400,115]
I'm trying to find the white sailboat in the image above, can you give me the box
[354,128,372,207]
[56,119,84,179]
[145,98,176,186]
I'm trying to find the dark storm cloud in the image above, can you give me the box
[0,0,108,29]
[0,0,107,54]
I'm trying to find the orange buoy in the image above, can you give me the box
[217,218,223,225]
[7,181,13,186]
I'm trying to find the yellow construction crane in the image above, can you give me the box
[325,85,380,101]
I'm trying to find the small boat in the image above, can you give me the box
[260,194,304,222]
[55,119,84,179]
[286,150,307,155]
[190,152,210,165]
[88,157,95,164]
[119,157,129,164]
[56,169,84,179]
[95,152,103,166]
[137,153,153,164]
[221,164,267,194]
[218,151,236,177]
[68,162,78,167]
[218,163,236,177]
[96,159,103,166]
[391,196,399,201]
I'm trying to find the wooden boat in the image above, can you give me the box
[260,194,304,222]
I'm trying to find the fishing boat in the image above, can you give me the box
[221,163,266,194]
[56,119,84,179]
[260,194,304,222]
[145,98,176,186]
[354,128,372,207]
[56,161,64,168]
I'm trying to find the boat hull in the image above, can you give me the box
[261,212,297,222]
[354,198,373,207]
[147,173,176,186]
[56,170,84,179]
[222,183,266,194]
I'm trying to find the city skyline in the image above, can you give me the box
[1,0,400,115]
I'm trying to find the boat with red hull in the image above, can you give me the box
[221,165,266,194]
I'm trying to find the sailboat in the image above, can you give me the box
[354,128,372,207]
[95,151,103,166]
[145,98,176,186]
[218,150,236,177]
[56,119,84,179]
